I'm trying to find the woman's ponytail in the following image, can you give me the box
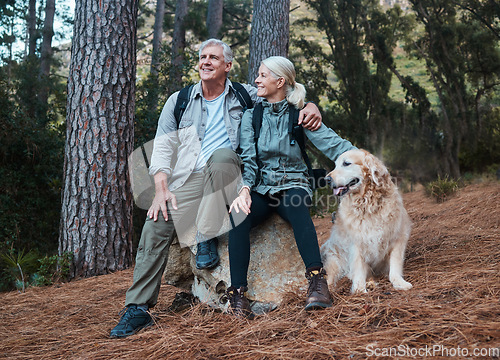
[287,81,306,109]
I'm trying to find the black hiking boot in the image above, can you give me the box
[109,305,153,338]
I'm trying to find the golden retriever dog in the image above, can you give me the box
[320,149,412,293]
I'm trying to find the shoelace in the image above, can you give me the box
[117,306,139,321]
[197,241,212,255]
[306,271,325,294]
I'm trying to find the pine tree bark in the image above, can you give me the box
[168,0,188,94]
[59,0,137,278]
[207,0,223,39]
[151,0,165,75]
[39,0,56,107]
[27,0,37,58]
[248,0,290,84]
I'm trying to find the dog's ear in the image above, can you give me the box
[363,153,390,186]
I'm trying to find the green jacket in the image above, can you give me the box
[239,99,356,197]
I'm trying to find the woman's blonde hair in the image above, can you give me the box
[261,56,306,109]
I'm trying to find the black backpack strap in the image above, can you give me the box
[252,103,264,141]
[289,106,308,161]
[173,84,194,127]
[251,103,264,171]
[289,106,316,187]
[288,106,300,146]
[232,82,253,111]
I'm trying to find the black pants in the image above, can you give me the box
[228,188,323,288]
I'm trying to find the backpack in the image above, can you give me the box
[251,103,327,191]
[173,82,253,126]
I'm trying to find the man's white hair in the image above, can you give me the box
[199,39,234,63]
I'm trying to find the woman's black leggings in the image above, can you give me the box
[228,187,323,288]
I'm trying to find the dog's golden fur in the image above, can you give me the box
[321,149,413,293]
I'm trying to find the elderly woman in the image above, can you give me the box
[225,56,356,318]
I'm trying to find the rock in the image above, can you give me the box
[164,213,308,314]
[168,291,198,312]
[163,237,193,290]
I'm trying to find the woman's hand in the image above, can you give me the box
[229,187,252,215]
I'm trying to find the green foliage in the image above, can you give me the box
[296,0,441,182]
[0,46,66,292]
[0,0,21,65]
[294,0,499,181]
[32,251,73,286]
[404,0,500,177]
[0,63,64,257]
[291,36,334,106]
[425,175,459,203]
[0,249,39,292]
[0,248,73,291]
[135,41,198,148]
[459,93,500,174]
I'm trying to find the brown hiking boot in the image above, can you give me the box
[305,268,333,310]
[222,286,255,319]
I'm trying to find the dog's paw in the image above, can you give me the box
[351,284,368,294]
[366,279,378,291]
[392,279,413,291]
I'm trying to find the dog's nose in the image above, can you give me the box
[325,176,334,187]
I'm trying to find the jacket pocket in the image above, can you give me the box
[178,117,193,128]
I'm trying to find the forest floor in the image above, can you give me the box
[1,182,499,359]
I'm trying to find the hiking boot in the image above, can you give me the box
[196,237,219,269]
[305,268,333,310]
[222,286,255,319]
[109,305,153,338]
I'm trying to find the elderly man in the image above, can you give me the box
[110,39,322,338]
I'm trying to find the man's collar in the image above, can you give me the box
[197,79,229,99]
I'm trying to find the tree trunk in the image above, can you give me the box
[151,0,165,76]
[168,0,188,94]
[147,0,166,118]
[248,0,290,84]
[7,13,15,85]
[27,0,37,58]
[38,0,56,107]
[59,0,137,278]
[207,0,223,39]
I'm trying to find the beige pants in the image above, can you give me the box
[125,149,241,308]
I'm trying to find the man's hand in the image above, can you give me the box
[299,102,322,131]
[229,187,252,215]
[147,189,177,221]
[147,173,178,221]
